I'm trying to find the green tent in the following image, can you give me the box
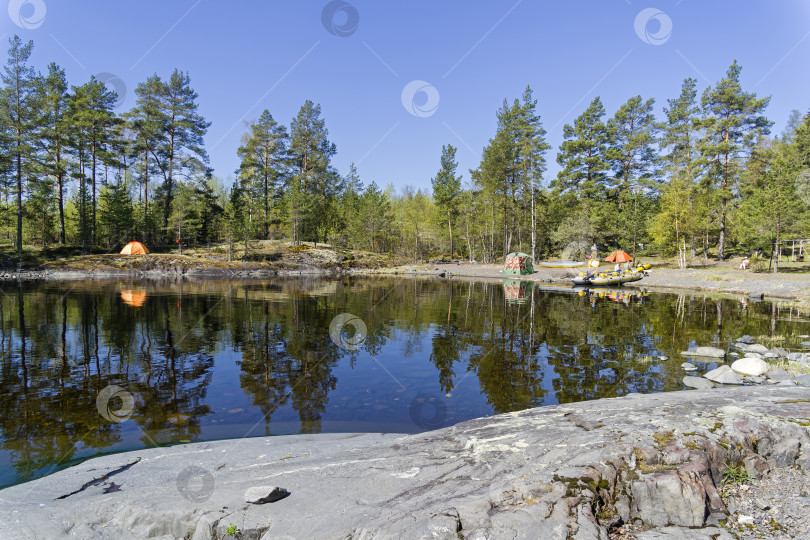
[504,252,534,275]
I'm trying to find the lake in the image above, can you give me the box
[0,277,805,488]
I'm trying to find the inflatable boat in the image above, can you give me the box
[538,260,598,269]
[571,264,650,286]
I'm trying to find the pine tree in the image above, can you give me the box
[431,144,461,257]
[126,74,165,242]
[515,86,550,261]
[236,110,288,239]
[606,95,659,254]
[69,77,121,244]
[37,63,70,243]
[0,36,39,253]
[659,78,702,259]
[132,70,210,241]
[554,97,612,200]
[289,100,340,245]
[696,60,771,260]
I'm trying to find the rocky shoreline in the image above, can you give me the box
[1,258,810,302]
[1,386,809,539]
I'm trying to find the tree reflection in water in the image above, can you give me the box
[0,277,804,487]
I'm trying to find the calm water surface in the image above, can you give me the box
[0,277,807,487]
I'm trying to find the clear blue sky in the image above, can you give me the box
[2,1,809,192]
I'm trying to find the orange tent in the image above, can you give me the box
[120,241,149,255]
[605,250,632,263]
[121,290,147,308]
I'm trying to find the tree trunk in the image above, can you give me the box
[16,149,22,254]
[448,215,453,258]
[773,217,781,274]
[91,140,97,245]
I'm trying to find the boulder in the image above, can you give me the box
[801,341,810,349]
[743,352,763,359]
[736,335,756,344]
[681,362,698,371]
[772,348,788,358]
[736,343,768,354]
[703,365,744,385]
[681,347,725,359]
[766,369,791,382]
[683,376,715,390]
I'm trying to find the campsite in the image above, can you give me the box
[1,2,810,540]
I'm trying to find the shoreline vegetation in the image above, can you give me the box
[3,241,810,301]
[1,36,808,277]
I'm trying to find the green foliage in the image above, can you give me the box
[721,462,751,486]
[0,37,804,263]
[236,109,288,239]
[431,144,461,256]
[696,60,772,259]
[225,523,239,536]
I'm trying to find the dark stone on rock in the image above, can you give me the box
[736,335,756,344]
[749,292,765,299]
[243,486,289,504]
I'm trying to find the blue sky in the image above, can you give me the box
[2,1,809,192]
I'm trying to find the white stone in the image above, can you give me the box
[731,357,768,377]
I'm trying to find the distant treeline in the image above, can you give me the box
[1,35,807,263]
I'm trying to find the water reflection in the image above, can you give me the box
[0,278,806,488]
[120,289,147,308]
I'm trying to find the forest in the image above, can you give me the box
[1,35,808,264]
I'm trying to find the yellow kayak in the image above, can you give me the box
[538,260,599,269]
